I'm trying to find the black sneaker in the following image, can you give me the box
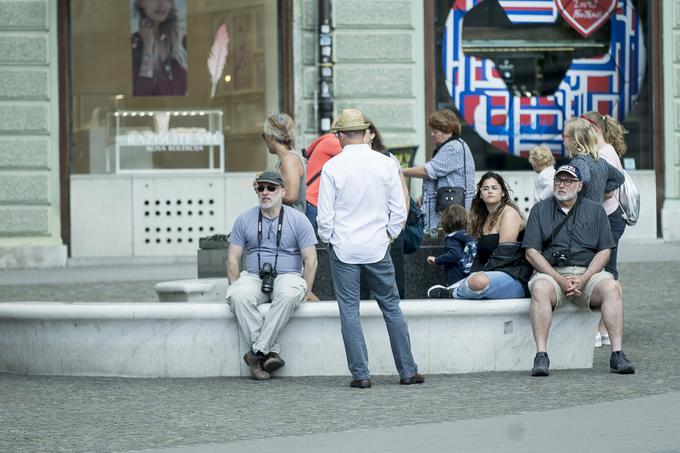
[531,352,550,376]
[610,351,635,374]
[427,285,453,298]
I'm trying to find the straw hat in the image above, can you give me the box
[330,108,371,132]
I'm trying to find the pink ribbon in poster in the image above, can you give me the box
[556,0,617,38]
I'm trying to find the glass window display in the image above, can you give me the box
[69,0,280,174]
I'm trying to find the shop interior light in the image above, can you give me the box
[173,111,180,116]
[224,74,232,82]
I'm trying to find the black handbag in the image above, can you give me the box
[434,139,468,212]
[435,186,465,212]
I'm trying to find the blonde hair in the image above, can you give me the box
[582,111,628,156]
[564,117,600,159]
[528,144,555,168]
[264,113,296,148]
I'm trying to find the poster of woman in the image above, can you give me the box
[131,0,188,96]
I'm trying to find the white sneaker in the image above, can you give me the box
[601,332,611,346]
[594,332,603,348]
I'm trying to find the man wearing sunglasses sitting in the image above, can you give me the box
[522,165,635,377]
[226,171,318,380]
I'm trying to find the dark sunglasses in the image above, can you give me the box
[256,184,279,192]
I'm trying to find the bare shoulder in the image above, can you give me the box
[498,205,524,229]
[281,152,303,171]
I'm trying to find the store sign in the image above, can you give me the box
[556,0,617,38]
[118,131,224,153]
[445,0,645,157]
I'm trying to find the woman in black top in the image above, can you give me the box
[448,172,532,299]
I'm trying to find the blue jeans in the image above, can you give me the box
[329,246,418,380]
[452,271,525,299]
[305,203,318,232]
[359,232,406,299]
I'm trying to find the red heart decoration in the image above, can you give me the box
[556,0,617,38]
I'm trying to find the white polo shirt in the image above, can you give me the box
[317,143,407,264]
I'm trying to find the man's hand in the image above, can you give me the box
[556,274,580,296]
[304,291,320,302]
[566,275,586,296]
[426,256,436,265]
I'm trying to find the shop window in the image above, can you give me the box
[433,0,651,171]
[69,0,281,174]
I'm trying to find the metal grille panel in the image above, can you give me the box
[132,177,225,256]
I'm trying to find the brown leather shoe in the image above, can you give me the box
[243,352,270,380]
[399,373,425,385]
[350,379,372,389]
[262,352,285,373]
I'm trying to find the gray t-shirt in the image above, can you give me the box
[522,197,615,267]
[229,205,317,274]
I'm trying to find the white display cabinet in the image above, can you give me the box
[112,109,225,174]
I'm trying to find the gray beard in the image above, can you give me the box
[554,191,577,202]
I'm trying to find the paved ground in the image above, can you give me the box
[1,241,679,452]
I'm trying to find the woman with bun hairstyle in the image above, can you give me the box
[263,113,306,214]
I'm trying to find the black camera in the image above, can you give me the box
[550,251,569,267]
[259,263,277,294]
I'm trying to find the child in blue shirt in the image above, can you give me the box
[426,204,475,286]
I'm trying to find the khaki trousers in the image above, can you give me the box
[226,271,306,354]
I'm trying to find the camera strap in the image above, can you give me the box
[257,207,284,271]
[543,198,578,250]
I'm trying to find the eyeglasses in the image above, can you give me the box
[256,184,279,193]
[553,178,578,187]
[480,185,501,192]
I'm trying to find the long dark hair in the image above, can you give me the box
[134,0,187,69]
[467,171,522,238]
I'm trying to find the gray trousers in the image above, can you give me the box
[226,271,306,354]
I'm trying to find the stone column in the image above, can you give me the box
[0,1,65,268]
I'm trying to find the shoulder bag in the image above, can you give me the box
[435,139,468,212]
[618,169,640,226]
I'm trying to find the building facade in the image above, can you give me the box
[0,0,676,268]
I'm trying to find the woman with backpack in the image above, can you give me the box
[581,112,630,347]
[427,172,532,299]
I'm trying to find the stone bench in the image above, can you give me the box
[0,298,599,378]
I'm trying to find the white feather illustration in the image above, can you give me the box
[207,24,229,98]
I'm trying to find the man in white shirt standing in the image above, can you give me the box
[317,108,424,389]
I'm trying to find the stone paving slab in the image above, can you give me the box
[137,392,680,453]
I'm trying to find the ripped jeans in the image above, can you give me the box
[452,271,525,299]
